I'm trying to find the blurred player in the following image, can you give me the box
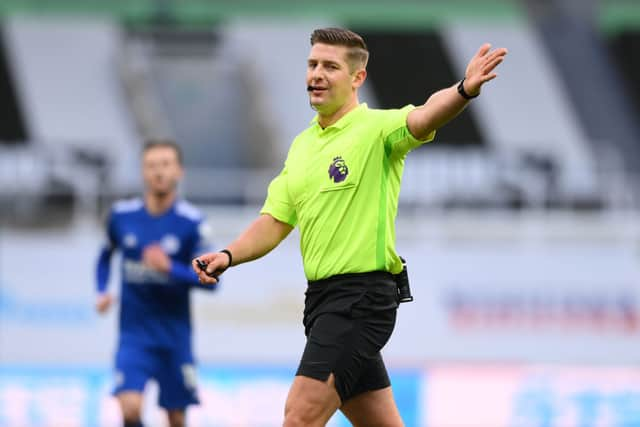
[95,139,216,427]
[194,28,507,426]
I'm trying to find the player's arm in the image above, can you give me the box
[177,218,220,291]
[95,214,116,314]
[143,215,220,290]
[407,43,507,140]
[168,257,214,290]
[139,244,212,290]
[193,214,293,284]
[96,245,113,294]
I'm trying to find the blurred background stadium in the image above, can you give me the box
[1,0,640,425]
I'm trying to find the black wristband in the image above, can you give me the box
[457,77,479,100]
[219,249,233,267]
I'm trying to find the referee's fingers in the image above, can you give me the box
[192,258,202,273]
[192,257,221,284]
[199,275,218,285]
[197,271,218,285]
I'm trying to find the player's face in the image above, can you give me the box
[142,146,183,197]
[306,43,362,115]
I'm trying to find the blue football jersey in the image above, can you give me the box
[96,198,215,349]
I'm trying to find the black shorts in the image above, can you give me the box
[296,271,399,403]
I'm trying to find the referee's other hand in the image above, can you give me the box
[192,252,227,285]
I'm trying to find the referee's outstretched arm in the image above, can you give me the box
[407,43,508,140]
[192,214,293,284]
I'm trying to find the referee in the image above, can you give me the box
[194,28,507,426]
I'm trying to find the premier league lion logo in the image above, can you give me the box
[328,156,349,183]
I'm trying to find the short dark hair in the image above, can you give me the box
[310,28,369,71]
[143,139,183,165]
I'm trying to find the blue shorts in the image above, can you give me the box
[113,344,199,410]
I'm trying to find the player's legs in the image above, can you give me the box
[166,409,186,427]
[117,392,144,426]
[283,373,341,427]
[114,345,155,427]
[155,347,199,422]
[340,386,404,427]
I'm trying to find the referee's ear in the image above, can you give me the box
[352,68,367,89]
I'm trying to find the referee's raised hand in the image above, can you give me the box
[192,251,229,284]
[462,43,508,96]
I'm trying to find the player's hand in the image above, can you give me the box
[96,293,113,314]
[142,244,171,273]
[463,43,508,96]
[192,252,229,285]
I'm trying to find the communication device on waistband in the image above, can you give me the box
[394,256,414,303]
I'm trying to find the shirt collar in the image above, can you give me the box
[310,103,368,131]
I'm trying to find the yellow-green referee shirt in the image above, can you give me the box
[261,103,435,281]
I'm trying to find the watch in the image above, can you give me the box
[457,77,479,100]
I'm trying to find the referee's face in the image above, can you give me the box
[306,43,363,116]
[142,146,183,198]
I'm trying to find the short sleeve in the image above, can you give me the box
[383,105,436,157]
[260,163,298,227]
